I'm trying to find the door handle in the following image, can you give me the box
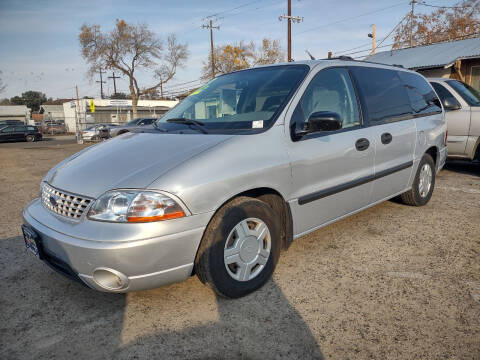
[355,138,370,151]
[381,132,393,144]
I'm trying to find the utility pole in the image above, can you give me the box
[368,24,376,54]
[96,68,106,99]
[279,0,303,62]
[410,0,416,47]
[159,76,163,99]
[108,72,120,95]
[202,19,220,79]
[75,85,81,143]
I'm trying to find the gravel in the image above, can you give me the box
[0,141,479,360]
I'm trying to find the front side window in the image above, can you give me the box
[350,66,411,124]
[291,67,360,135]
[446,80,480,106]
[157,65,309,134]
[398,72,441,115]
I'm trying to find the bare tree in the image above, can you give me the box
[201,38,284,80]
[79,19,188,118]
[393,0,480,49]
[0,70,6,94]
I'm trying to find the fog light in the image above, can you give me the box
[92,268,129,290]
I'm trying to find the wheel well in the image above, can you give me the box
[230,188,293,251]
[425,146,438,165]
[118,130,129,135]
[474,140,480,160]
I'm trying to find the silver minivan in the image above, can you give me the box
[22,60,447,298]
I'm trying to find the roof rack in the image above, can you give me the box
[319,56,408,70]
[323,55,354,61]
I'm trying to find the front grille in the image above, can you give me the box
[41,183,92,220]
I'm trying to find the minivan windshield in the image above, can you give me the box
[156,65,309,134]
[446,80,480,106]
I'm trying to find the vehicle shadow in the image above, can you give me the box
[443,160,480,177]
[0,236,324,360]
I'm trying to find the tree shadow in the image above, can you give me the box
[0,236,324,360]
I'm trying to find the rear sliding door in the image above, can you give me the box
[349,66,417,203]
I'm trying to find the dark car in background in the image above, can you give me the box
[0,120,24,127]
[0,125,42,142]
[109,118,157,137]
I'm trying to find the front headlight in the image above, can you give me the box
[87,190,186,222]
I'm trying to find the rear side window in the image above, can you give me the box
[14,126,25,132]
[350,66,411,124]
[398,72,441,115]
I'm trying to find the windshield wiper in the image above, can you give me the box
[166,118,208,134]
[152,121,167,132]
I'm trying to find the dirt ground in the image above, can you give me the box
[0,139,479,360]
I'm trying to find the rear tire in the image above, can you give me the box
[195,196,281,298]
[26,135,35,142]
[399,153,435,206]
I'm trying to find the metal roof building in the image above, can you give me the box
[366,37,480,90]
[0,105,31,122]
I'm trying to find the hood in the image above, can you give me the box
[45,132,232,198]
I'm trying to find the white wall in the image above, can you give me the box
[62,98,178,133]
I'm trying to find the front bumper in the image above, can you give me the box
[23,198,212,292]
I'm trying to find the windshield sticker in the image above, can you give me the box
[252,120,263,129]
[191,80,213,95]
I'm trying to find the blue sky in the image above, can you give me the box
[0,0,456,99]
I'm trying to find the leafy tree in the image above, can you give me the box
[393,0,480,49]
[0,98,10,105]
[10,96,23,105]
[202,38,284,80]
[110,92,129,99]
[21,91,47,112]
[253,38,285,65]
[79,19,188,118]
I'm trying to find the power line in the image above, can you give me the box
[297,2,407,35]
[343,30,480,58]
[418,2,469,9]
[203,0,265,20]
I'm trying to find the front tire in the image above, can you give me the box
[399,153,435,206]
[195,196,281,298]
[26,135,35,142]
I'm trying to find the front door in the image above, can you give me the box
[286,67,375,236]
[431,81,471,156]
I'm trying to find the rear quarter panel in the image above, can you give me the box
[412,111,446,181]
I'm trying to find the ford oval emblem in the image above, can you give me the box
[49,195,58,207]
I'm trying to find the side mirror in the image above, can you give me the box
[298,111,342,136]
[443,97,461,111]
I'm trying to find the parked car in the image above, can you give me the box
[109,118,157,137]
[0,125,42,142]
[429,78,480,161]
[22,60,446,298]
[43,121,66,135]
[0,119,24,126]
[81,124,114,141]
